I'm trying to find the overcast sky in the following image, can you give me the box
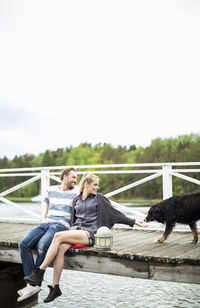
[0,0,200,159]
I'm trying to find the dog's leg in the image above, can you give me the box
[158,222,175,243]
[188,222,198,243]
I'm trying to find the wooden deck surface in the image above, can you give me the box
[0,222,200,284]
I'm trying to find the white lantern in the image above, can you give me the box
[94,226,113,250]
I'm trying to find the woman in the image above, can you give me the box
[25,174,148,303]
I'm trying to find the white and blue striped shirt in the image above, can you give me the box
[43,185,78,229]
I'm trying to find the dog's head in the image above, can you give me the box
[145,203,165,223]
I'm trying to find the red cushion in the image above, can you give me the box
[70,244,89,249]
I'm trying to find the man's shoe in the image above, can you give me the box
[24,268,45,284]
[18,284,39,296]
[43,284,62,303]
[17,285,27,296]
[17,285,41,302]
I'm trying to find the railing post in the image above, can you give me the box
[162,165,173,200]
[41,169,50,218]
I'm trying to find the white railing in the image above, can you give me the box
[0,162,200,225]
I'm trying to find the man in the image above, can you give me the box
[17,167,78,302]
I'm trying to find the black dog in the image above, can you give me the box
[145,192,200,243]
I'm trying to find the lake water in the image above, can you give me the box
[1,202,200,307]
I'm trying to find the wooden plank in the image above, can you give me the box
[63,254,149,279]
[149,262,200,284]
[175,243,200,259]
[112,233,162,253]
[0,223,37,247]
[112,230,161,248]
[149,241,200,259]
[136,233,195,257]
[0,247,22,264]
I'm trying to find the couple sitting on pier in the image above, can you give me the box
[18,168,148,303]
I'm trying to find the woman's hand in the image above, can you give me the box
[135,221,148,228]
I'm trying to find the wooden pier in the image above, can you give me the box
[0,222,200,285]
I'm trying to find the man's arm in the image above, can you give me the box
[43,203,50,219]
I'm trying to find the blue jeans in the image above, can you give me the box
[18,222,67,278]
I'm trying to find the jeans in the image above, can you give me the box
[18,222,67,278]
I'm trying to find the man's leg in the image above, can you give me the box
[18,224,48,277]
[17,224,48,302]
[35,223,66,268]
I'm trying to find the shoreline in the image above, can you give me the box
[1,197,161,205]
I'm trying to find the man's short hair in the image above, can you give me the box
[60,168,77,180]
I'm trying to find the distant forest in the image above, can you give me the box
[1,134,200,200]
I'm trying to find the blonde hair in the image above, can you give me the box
[79,174,99,194]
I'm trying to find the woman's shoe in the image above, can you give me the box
[43,284,62,303]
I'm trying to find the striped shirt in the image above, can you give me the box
[43,185,78,228]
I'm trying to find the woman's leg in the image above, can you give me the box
[53,243,71,286]
[43,243,70,303]
[40,230,89,270]
[24,230,90,285]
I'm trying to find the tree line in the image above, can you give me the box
[0,133,200,200]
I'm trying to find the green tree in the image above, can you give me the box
[42,150,55,166]
[67,145,94,165]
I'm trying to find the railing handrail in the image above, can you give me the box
[1,161,200,173]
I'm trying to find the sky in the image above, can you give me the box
[0,0,200,159]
